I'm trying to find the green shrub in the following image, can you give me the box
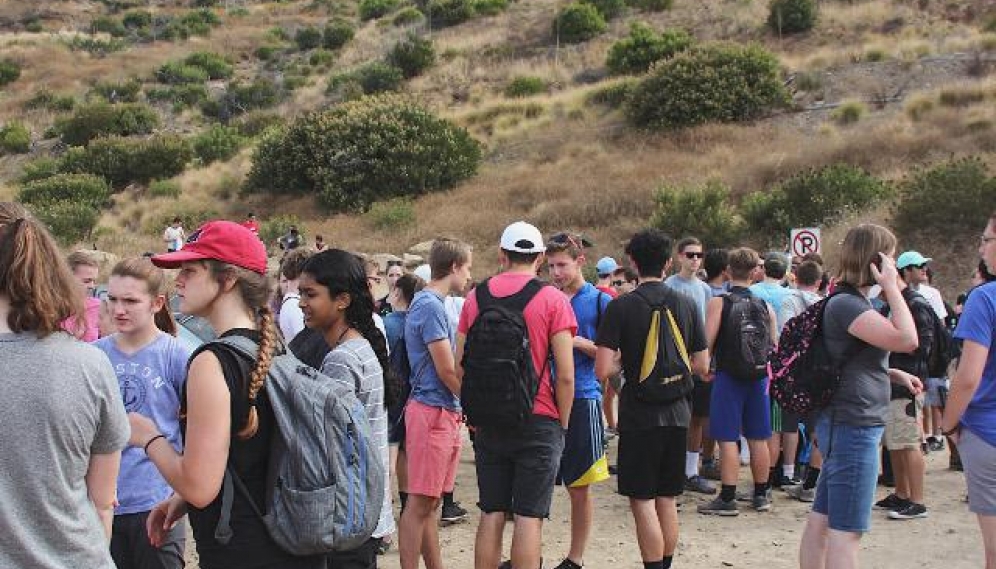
[203,79,286,118]
[24,89,76,111]
[157,61,209,84]
[122,9,153,29]
[247,95,481,211]
[651,180,745,247]
[89,78,142,102]
[295,26,323,50]
[894,157,996,240]
[66,35,127,53]
[57,102,160,146]
[323,20,355,49]
[61,135,193,188]
[145,84,209,110]
[91,16,128,37]
[606,23,692,75]
[148,179,182,198]
[554,3,606,44]
[25,19,43,33]
[581,0,625,20]
[328,63,404,99]
[471,0,508,16]
[742,164,891,241]
[831,101,865,125]
[18,158,60,184]
[235,111,283,137]
[503,76,546,98]
[367,197,416,229]
[0,59,22,87]
[0,122,31,154]
[388,35,436,78]
[184,51,234,79]
[19,173,111,208]
[393,6,425,25]
[255,45,282,61]
[162,8,222,39]
[625,43,788,129]
[626,0,672,12]
[768,0,817,35]
[310,49,336,67]
[424,0,474,27]
[360,0,400,20]
[585,79,637,108]
[193,0,220,6]
[31,201,102,245]
[191,125,245,164]
[259,214,304,245]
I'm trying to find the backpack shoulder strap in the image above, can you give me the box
[491,278,545,314]
[664,308,692,373]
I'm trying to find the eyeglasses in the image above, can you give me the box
[367,275,383,285]
[386,260,403,267]
[683,252,704,259]
[611,280,625,286]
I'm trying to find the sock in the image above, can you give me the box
[643,561,664,569]
[399,491,408,511]
[685,451,700,478]
[767,466,778,486]
[720,484,736,502]
[662,556,673,569]
[443,491,455,507]
[754,482,769,496]
[702,457,716,467]
[804,467,820,490]
[783,464,795,479]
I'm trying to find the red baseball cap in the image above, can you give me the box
[151,220,267,275]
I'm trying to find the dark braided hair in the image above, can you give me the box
[301,249,400,409]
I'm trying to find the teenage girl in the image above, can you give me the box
[130,220,326,569]
[94,258,191,569]
[299,248,400,566]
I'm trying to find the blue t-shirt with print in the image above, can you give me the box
[93,332,190,515]
[750,281,792,331]
[570,282,613,400]
[406,289,459,411]
[953,281,996,447]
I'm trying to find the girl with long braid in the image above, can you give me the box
[299,248,399,567]
[129,221,325,569]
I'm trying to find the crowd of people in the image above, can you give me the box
[3,200,996,569]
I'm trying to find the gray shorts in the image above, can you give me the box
[924,377,949,407]
[960,428,996,516]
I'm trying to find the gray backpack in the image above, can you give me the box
[202,335,384,555]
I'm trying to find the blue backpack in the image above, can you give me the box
[199,335,383,556]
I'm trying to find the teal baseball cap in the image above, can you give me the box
[896,251,932,270]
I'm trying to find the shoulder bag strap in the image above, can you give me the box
[665,308,692,374]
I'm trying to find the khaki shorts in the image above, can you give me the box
[883,396,923,451]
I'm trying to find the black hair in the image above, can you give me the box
[624,229,672,278]
[979,259,996,283]
[704,248,729,281]
[394,273,424,306]
[503,249,541,266]
[301,249,399,408]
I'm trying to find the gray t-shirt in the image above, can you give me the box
[664,274,712,326]
[823,292,890,426]
[0,332,130,569]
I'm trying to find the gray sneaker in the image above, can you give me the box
[697,496,739,516]
[785,484,815,503]
[752,490,772,512]
[684,475,717,495]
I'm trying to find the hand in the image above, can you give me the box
[572,336,594,352]
[870,252,899,291]
[146,495,187,548]
[889,369,923,395]
[128,413,161,448]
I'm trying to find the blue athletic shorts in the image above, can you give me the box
[708,370,772,442]
[812,415,884,533]
[556,398,609,487]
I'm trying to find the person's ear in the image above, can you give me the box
[334,292,352,311]
[152,294,167,313]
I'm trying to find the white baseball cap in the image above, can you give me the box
[413,264,432,282]
[500,221,546,254]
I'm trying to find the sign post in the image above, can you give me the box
[790,227,821,258]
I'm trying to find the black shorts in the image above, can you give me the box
[617,426,687,499]
[327,537,381,569]
[780,408,801,434]
[691,377,711,418]
[474,415,565,518]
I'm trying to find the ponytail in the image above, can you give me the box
[237,306,277,439]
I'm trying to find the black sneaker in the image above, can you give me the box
[697,496,739,516]
[441,501,468,523]
[874,493,907,512]
[888,502,928,520]
[552,559,583,569]
[927,436,945,452]
[772,474,800,489]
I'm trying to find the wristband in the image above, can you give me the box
[143,434,166,454]
[942,426,960,437]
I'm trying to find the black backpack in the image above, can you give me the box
[717,288,772,381]
[927,308,954,378]
[461,278,546,428]
[629,288,695,404]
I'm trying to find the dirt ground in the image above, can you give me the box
[186,430,985,568]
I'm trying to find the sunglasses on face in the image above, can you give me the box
[386,260,403,267]
[683,252,704,259]
[611,280,625,286]
[912,264,928,270]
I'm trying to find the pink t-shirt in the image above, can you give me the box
[458,273,578,420]
[61,297,101,342]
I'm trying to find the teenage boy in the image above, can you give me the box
[399,238,473,569]
[664,237,716,495]
[595,229,709,569]
[546,233,613,569]
[277,248,312,343]
[595,257,620,298]
[698,248,730,481]
[456,221,577,569]
[698,247,778,516]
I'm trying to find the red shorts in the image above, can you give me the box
[404,400,463,498]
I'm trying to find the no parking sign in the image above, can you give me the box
[790,227,821,257]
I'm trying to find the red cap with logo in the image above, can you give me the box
[151,220,267,275]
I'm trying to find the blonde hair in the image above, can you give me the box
[836,224,897,287]
[111,257,177,336]
[428,237,472,280]
[728,247,760,281]
[0,203,83,337]
[67,250,100,272]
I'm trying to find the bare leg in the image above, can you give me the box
[510,515,544,569]
[603,386,617,431]
[655,497,679,557]
[768,432,782,470]
[825,528,862,569]
[566,485,592,564]
[474,512,505,569]
[978,514,996,569]
[629,498,664,562]
[399,494,441,569]
[799,511,829,569]
[747,439,770,485]
[718,442,739,485]
[783,432,800,475]
[890,450,909,500]
[905,448,926,504]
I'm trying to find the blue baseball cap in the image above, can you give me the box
[596,256,619,277]
[896,251,932,270]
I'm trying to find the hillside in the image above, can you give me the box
[1,0,995,295]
